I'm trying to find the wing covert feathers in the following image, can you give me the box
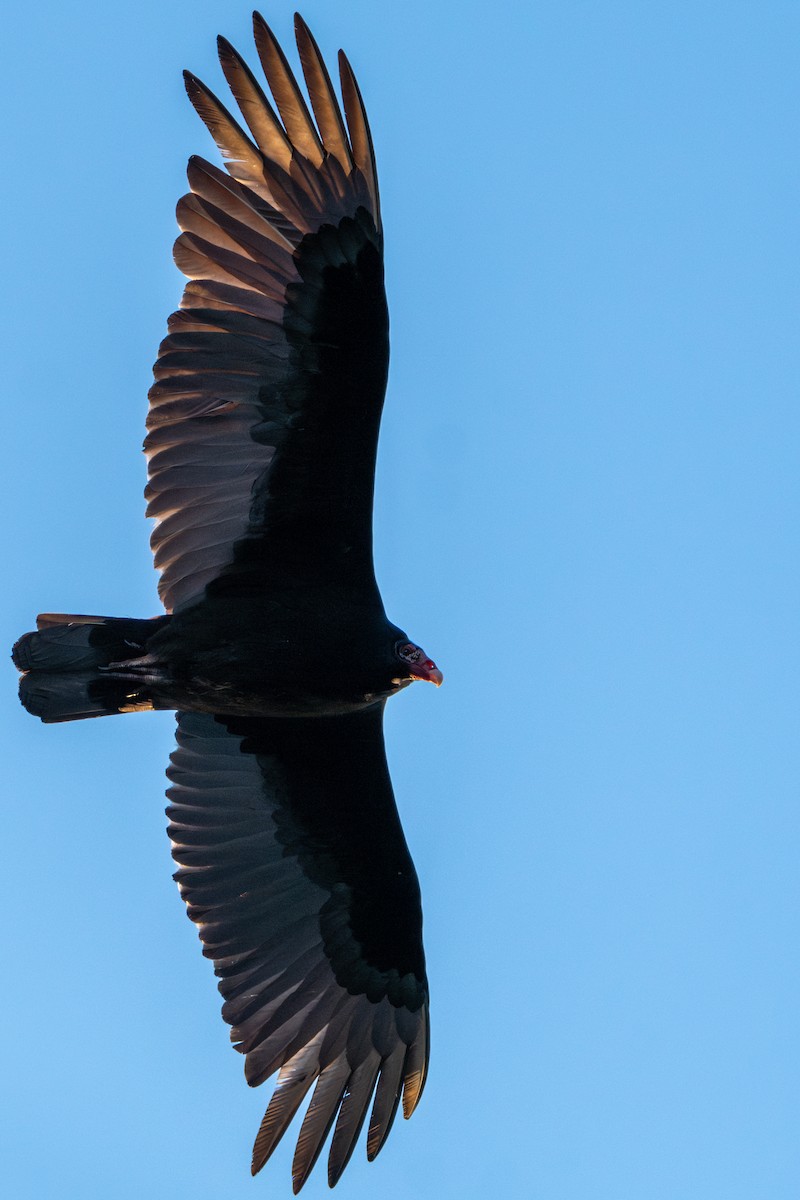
[146,14,382,612]
[167,711,429,1191]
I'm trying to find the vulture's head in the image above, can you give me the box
[391,639,443,688]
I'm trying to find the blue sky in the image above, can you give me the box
[2,2,798,1197]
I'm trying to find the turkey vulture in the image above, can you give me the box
[12,13,441,1191]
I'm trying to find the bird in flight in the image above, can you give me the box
[13,12,442,1191]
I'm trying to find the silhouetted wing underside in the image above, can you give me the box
[166,706,428,1191]
[146,14,388,613]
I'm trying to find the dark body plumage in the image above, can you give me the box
[13,13,441,1192]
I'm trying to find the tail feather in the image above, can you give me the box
[13,613,169,724]
[12,614,167,673]
[18,672,156,724]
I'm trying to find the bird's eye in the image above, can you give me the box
[396,641,421,663]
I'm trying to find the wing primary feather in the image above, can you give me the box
[327,1050,381,1187]
[251,1050,321,1176]
[293,14,353,172]
[183,71,266,189]
[291,1058,350,1194]
[216,35,293,169]
[366,1044,405,1161]
[338,50,380,226]
[401,1012,430,1118]
[252,11,323,165]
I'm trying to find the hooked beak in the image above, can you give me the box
[410,658,444,687]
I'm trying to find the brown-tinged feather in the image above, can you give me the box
[338,50,380,226]
[183,71,269,195]
[327,1051,381,1187]
[366,1044,406,1160]
[253,12,324,165]
[186,157,296,251]
[217,35,293,169]
[291,1059,350,1193]
[294,15,353,172]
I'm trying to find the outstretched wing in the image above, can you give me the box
[145,14,388,613]
[166,705,429,1192]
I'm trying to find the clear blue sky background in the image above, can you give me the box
[2,2,798,1197]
